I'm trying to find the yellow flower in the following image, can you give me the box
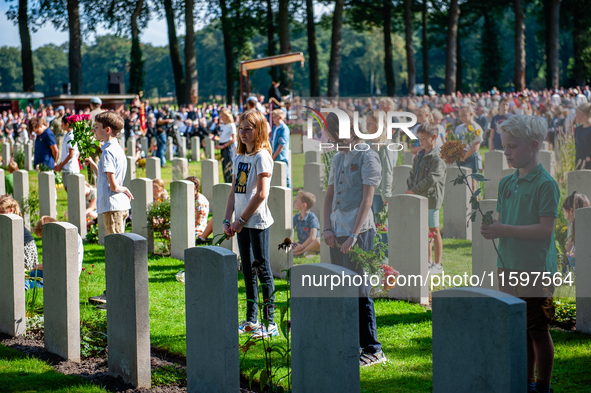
[467,125,475,132]
[440,140,467,165]
[476,129,481,136]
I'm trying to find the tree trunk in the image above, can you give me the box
[572,10,586,86]
[456,31,463,93]
[327,0,345,97]
[129,0,145,95]
[267,0,277,81]
[306,0,319,96]
[445,0,459,94]
[547,0,560,89]
[404,0,416,95]
[67,0,82,94]
[220,0,235,104]
[164,0,186,105]
[18,0,34,92]
[185,0,198,104]
[422,0,429,92]
[383,0,395,96]
[278,0,292,90]
[513,0,526,92]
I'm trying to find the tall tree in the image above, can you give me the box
[422,0,428,91]
[9,0,36,91]
[404,0,416,94]
[306,0,319,96]
[479,11,503,91]
[327,0,345,97]
[185,0,198,104]
[164,0,186,104]
[67,0,82,94]
[445,0,460,94]
[129,0,146,95]
[277,0,292,90]
[220,0,235,103]
[456,30,462,93]
[267,0,277,81]
[513,0,526,91]
[383,0,395,96]
[544,0,560,89]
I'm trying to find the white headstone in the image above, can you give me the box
[539,150,555,178]
[269,186,293,278]
[140,137,149,158]
[204,138,215,160]
[130,178,154,253]
[305,151,321,164]
[170,180,195,260]
[191,136,200,162]
[271,161,287,187]
[24,142,33,171]
[146,157,161,180]
[67,174,87,238]
[471,199,498,290]
[0,214,25,336]
[201,159,219,202]
[443,166,472,240]
[404,151,413,166]
[387,194,429,304]
[126,137,136,157]
[172,158,189,181]
[303,162,329,263]
[13,170,29,230]
[124,156,136,188]
[166,137,174,161]
[576,207,591,334]
[212,183,238,254]
[39,171,57,219]
[2,142,11,165]
[392,165,412,195]
[567,170,591,203]
[0,168,4,195]
[484,151,508,199]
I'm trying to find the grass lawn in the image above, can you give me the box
[0,344,107,393]
[15,151,591,392]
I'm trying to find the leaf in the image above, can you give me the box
[271,346,285,357]
[280,320,289,338]
[471,174,488,182]
[249,367,260,390]
[467,211,477,227]
[483,210,494,225]
[473,188,482,197]
[260,370,268,391]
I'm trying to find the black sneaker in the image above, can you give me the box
[89,293,107,304]
[195,237,212,245]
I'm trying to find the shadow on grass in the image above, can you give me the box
[376,311,432,327]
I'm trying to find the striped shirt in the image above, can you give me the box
[97,139,130,214]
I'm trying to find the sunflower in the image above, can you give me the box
[476,129,481,136]
[440,140,467,165]
[467,124,475,132]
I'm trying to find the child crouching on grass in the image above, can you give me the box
[481,115,559,393]
[223,109,277,339]
[292,190,321,257]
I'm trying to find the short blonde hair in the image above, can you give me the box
[577,103,591,119]
[34,216,57,237]
[499,115,547,151]
[272,109,285,118]
[220,108,234,123]
[153,178,165,190]
[459,104,475,115]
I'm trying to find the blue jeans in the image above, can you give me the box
[156,132,167,167]
[371,194,388,257]
[329,229,382,354]
[237,227,275,324]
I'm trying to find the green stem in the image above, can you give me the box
[456,164,506,269]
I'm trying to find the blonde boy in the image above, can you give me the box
[481,115,559,393]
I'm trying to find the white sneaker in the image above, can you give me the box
[238,320,260,335]
[252,322,279,339]
[428,263,444,275]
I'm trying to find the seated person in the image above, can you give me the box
[4,161,19,195]
[153,179,169,201]
[292,190,321,256]
[31,216,84,277]
[0,195,39,288]
[85,182,98,228]
[185,176,210,239]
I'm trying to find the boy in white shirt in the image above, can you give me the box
[54,115,80,191]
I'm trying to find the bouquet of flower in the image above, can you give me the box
[66,114,101,160]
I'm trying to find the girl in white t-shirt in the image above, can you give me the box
[215,108,237,183]
[223,109,277,338]
[54,115,80,191]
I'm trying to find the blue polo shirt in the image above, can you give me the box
[293,210,320,243]
[34,128,57,169]
[271,122,290,162]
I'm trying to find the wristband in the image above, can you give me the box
[222,219,231,226]
[350,233,358,239]
[323,228,333,233]
[238,216,247,225]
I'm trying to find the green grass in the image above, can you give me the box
[14,151,591,392]
[0,344,107,392]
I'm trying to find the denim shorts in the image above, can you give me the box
[428,208,440,228]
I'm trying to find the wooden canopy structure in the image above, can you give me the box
[239,52,305,106]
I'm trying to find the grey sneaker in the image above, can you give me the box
[428,263,444,275]
[360,349,387,367]
[238,320,260,335]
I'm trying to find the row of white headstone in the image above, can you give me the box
[1,208,588,392]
